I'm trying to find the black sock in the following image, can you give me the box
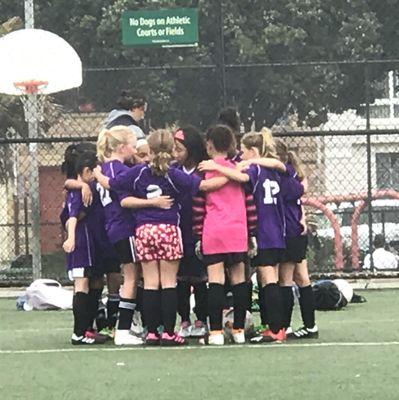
[177,281,191,323]
[88,288,103,330]
[263,283,283,334]
[107,293,119,329]
[208,283,224,331]
[95,301,107,332]
[136,286,146,327]
[73,292,90,336]
[280,286,294,329]
[193,282,208,323]
[299,285,316,329]
[258,281,268,325]
[232,282,248,329]
[143,289,161,334]
[247,281,253,312]
[118,298,136,330]
[161,288,178,335]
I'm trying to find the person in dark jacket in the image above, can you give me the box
[105,91,147,139]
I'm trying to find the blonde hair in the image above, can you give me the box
[97,126,136,163]
[147,129,174,176]
[274,138,305,180]
[241,127,278,158]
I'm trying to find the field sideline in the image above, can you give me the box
[1,290,399,399]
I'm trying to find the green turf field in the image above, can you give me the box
[1,290,399,399]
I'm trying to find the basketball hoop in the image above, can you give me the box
[13,80,48,123]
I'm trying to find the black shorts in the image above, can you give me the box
[282,235,308,263]
[177,254,207,281]
[113,237,137,264]
[202,252,247,268]
[254,248,284,267]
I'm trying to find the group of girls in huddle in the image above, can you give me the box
[61,111,318,346]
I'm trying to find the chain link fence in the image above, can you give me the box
[2,0,399,284]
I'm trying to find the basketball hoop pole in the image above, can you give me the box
[24,0,42,280]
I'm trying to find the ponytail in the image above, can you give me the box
[287,151,305,181]
[259,127,276,157]
[148,129,174,176]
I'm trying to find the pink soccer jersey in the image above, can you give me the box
[202,156,248,255]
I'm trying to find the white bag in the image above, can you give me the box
[24,279,73,311]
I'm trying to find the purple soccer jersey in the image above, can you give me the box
[109,163,201,229]
[281,163,304,238]
[246,164,286,249]
[172,164,200,256]
[64,190,94,271]
[98,160,136,244]
[86,182,119,267]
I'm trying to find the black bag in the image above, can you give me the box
[312,280,348,310]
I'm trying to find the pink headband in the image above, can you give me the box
[174,129,185,141]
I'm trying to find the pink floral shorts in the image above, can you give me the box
[135,223,183,262]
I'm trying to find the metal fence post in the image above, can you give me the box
[365,64,375,271]
[24,0,42,280]
[217,0,227,107]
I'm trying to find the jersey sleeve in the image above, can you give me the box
[167,167,201,196]
[246,164,259,191]
[109,164,143,194]
[66,191,84,218]
[281,174,304,201]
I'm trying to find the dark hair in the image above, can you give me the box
[117,90,147,111]
[206,124,236,154]
[175,125,208,165]
[218,107,240,135]
[75,151,98,175]
[373,234,385,249]
[61,142,96,178]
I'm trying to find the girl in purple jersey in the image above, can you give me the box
[63,143,120,341]
[173,126,209,338]
[274,139,318,339]
[96,126,173,346]
[62,151,105,345]
[199,129,290,343]
[95,130,225,346]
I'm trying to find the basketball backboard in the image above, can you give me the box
[0,28,82,95]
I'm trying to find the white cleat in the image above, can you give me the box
[232,329,246,344]
[208,331,225,346]
[114,329,144,346]
[190,320,207,337]
[178,322,192,338]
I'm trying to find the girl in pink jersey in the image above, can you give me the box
[195,125,249,345]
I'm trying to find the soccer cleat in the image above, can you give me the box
[232,328,245,344]
[98,327,115,340]
[145,332,161,346]
[208,330,225,346]
[190,320,207,338]
[71,331,106,345]
[285,326,293,335]
[250,328,286,344]
[161,332,187,346]
[178,321,192,338]
[114,329,144,346]
[131,311,145,337]
[287,325,319,340]
[254,324,268,334]
[86,329,108,344]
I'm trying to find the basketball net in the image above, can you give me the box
[13,80,48,123]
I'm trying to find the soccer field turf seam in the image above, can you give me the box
[2,341,399,354]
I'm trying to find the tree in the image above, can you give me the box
[0,0,396,131]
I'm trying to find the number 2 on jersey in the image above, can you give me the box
[263,179,280,205]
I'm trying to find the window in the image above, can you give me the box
[376,153,399,190]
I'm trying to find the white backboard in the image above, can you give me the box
[0,28,82,95]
